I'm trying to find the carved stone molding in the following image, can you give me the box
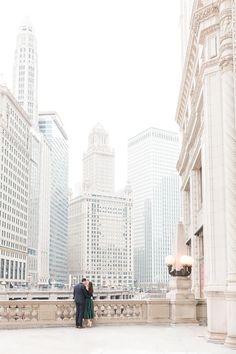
[219,55,234,70]
[199,24,219,44]
[220,15,232,39]
[193,4,219,34]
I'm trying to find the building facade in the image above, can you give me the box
[180,0,195,66]
[68,124,133,289]
[37,135,51,286]
[0,85,31,286]
[128,128,180,289]
[68,190,133,289]
[176,0,236,348]
[39,112,68,285]
[13,19,51,287]
[83,123,115,194]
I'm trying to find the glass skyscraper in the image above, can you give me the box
[39,112,68,284]
[128,127,180,288]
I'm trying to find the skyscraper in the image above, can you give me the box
[13,18,38,125]
[0,85,31,286]
[12,19,50,287]
[39,112,69,285]
[83,123,115,194]
[68,124,133,289]
[128,127,180,288]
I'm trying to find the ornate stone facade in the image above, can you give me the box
[176,0,236,349]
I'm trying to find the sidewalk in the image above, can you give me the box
[0,325,234,354]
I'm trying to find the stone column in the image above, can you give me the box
[189,170,200,298]
[220,0,236,348]
[202,23,227,341]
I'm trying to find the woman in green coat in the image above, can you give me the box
[84,280,94,327]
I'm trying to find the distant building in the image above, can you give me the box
[68,124,133,289]
[83,123,115,194]
[12,19,50,287]
[39,112,68,285]
[13,18,38,125]
[128,128,180,288]
[0,85,31,286]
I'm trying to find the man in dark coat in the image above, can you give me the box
[73,278,90,328]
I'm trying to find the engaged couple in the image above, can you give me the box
[73,278,94,328]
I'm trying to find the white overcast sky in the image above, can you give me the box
[0,0,182,193]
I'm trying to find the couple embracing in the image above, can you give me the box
[73,278,94,328]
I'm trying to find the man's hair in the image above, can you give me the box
[82,278,87,282]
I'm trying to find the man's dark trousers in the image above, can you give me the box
[75,302,85,327]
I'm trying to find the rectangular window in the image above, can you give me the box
[23,263,26,280]
[10,260,14,279]
[19,262,22,280]
[0,259,4,278]
[6,260,9,279]
[15,261,18,279]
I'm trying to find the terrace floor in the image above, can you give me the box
[0,324,234,354]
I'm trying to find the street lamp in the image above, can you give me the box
[165,255,194,277]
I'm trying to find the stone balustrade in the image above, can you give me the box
[0,298,207,329]
[0,288,134,301]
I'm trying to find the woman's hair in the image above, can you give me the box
[88,281,93,296]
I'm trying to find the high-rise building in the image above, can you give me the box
[13,18,38,125]
[39,112,69,285]
[0,85,31,286]
[68,124,133,289]
[12,19,50,287]
[128,128,180,288]
[176,0,236,347]
[83,123,115,194]
[37,135,51,286]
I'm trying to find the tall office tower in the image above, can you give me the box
[68,124,133,289]
[12,18,38,125]
[39,112,69,285]
[12,19,50,287]
[83,123,115,194]
[128,128,180,289]
[0,85,31,286]
[180,0,194,66]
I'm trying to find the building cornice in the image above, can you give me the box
[193,3,219,34]
[176,1,219,127]
[0,85,31,127]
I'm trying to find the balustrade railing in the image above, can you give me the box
[0,298,206,328]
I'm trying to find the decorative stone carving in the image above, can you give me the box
[193,4,219,33]
[220,16,232,36]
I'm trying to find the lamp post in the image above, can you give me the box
[165,255,194,277]
[165,222,197,325]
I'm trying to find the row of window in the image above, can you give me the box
[0,258,26,280]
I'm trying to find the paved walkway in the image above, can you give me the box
[0,325,234,354]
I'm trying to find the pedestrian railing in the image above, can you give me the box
[0,298,206,328]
